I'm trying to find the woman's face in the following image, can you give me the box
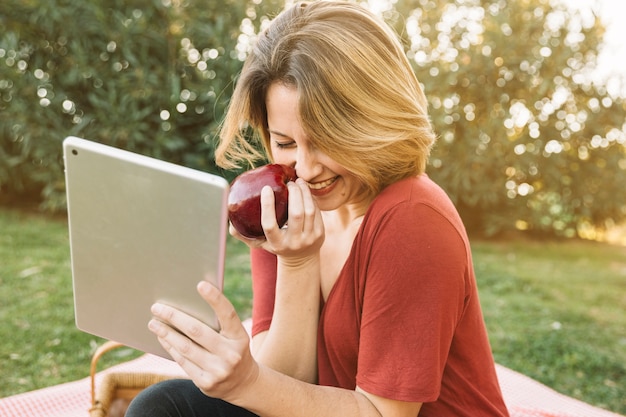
[265,82,366,212]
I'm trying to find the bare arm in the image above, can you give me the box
[238,180,324,382]
[250,255,321,383]
[241,367,423,417]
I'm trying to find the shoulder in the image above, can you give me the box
[361,175,469,247]
[371,175,459,220]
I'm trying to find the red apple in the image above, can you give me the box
[228,164,297,238]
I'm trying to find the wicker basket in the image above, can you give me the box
[88,341,176,417]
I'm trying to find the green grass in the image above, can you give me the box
[0,208,252,397]
[473,238,626,414]
[1,208,624,415]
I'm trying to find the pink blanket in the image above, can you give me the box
[1,355,622,417]
[1,319,622,417]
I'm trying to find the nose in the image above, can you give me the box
[294,145,322,182]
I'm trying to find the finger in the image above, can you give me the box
[197,281,247,341]
[229,222,266,247]
[149,318,191,356]
[260,185,280,237]
[292,179,325,244]
[228,222,241,238]
[285,181,305,232]
[149,303,221,353]
[149,321,230,392]
[148,315,216,370]
[295,178,317,230]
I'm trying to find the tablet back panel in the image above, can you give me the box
[64,136,229,358]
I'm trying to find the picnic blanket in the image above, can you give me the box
[1,358,622,417]
[1,318,623,417]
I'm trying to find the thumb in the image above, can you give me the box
[196,281,246,340]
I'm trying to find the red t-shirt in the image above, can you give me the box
[250,175,509,417]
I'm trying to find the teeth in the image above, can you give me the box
[307,177,337,190]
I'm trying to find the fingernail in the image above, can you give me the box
[148,319,160,332]
[151,303,162,315]
[197,280,215,297]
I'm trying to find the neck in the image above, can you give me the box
[322,200,370,232]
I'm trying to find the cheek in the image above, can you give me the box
[271,148,296,166]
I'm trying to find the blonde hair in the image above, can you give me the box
[216,1,436,198]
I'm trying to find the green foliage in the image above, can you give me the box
[393,0,626,237]
[0,0,283,210]
[1,0,626,238]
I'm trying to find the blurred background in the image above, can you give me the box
[1,0,625,242]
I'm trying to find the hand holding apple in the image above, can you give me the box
[227,164,297,239]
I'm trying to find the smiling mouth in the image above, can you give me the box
[307,176,338,190]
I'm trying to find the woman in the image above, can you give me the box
[126,1,510,416]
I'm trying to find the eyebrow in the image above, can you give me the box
[268,129,292,139]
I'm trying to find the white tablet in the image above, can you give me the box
[63,136,230,359]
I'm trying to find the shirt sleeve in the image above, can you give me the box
[250,247,277,337]
[356,201,470,402]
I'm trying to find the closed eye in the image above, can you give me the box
[269,128,299,150]
[273,140,296,149]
